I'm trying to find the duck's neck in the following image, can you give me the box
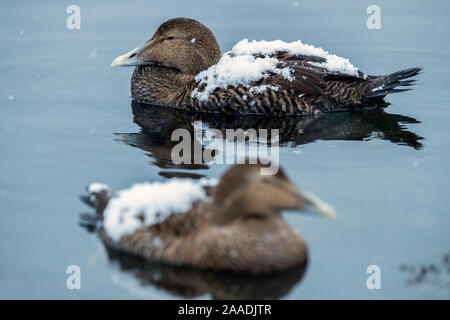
[131,65,195,106]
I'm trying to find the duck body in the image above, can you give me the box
[113,18,421,117]
[81,164,335,274]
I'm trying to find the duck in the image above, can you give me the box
[111,18,421,116]
[81,163,336,274]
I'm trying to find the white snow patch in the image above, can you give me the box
[88,182,109,193]
[191,39,358,101]
[248,85,279,95]
[372,85,384,92]
[102,179,216,242]
[191,38,196,43]
[192,53,292,101]
[231,39,358,76]
[199,177,219,186]
[249,85,268,95]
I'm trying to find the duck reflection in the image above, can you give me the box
[115,101,423,176]
[400,252,450,290]
[103,246,306,299]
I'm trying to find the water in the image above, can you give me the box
[1,0,449,299]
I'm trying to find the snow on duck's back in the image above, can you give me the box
[99,178,217,242]
[191,39,359,101]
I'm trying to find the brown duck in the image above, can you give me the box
[112,18,421,116]
[82,163,336,274]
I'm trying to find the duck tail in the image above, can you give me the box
[366,67,422,98]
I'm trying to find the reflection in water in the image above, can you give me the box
[102,247,306,299]
[114,101,423,176]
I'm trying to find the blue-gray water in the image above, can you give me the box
[1,0,449,299]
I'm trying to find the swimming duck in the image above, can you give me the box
[81,163,336,274]
[112,18,421,116]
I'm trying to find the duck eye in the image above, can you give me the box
[166,36,175,40]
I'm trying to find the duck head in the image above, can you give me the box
[210,163,336,225]
[111,18,221,75]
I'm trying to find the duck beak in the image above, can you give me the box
[111,41,154,67]
[298,189,337,218]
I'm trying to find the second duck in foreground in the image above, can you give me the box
[112,18,421,116]
[82,163,336,274]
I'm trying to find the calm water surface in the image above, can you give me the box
[1,0,449,299]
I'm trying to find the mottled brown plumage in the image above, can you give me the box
[112,18,421,116]
[82,163,336,274]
